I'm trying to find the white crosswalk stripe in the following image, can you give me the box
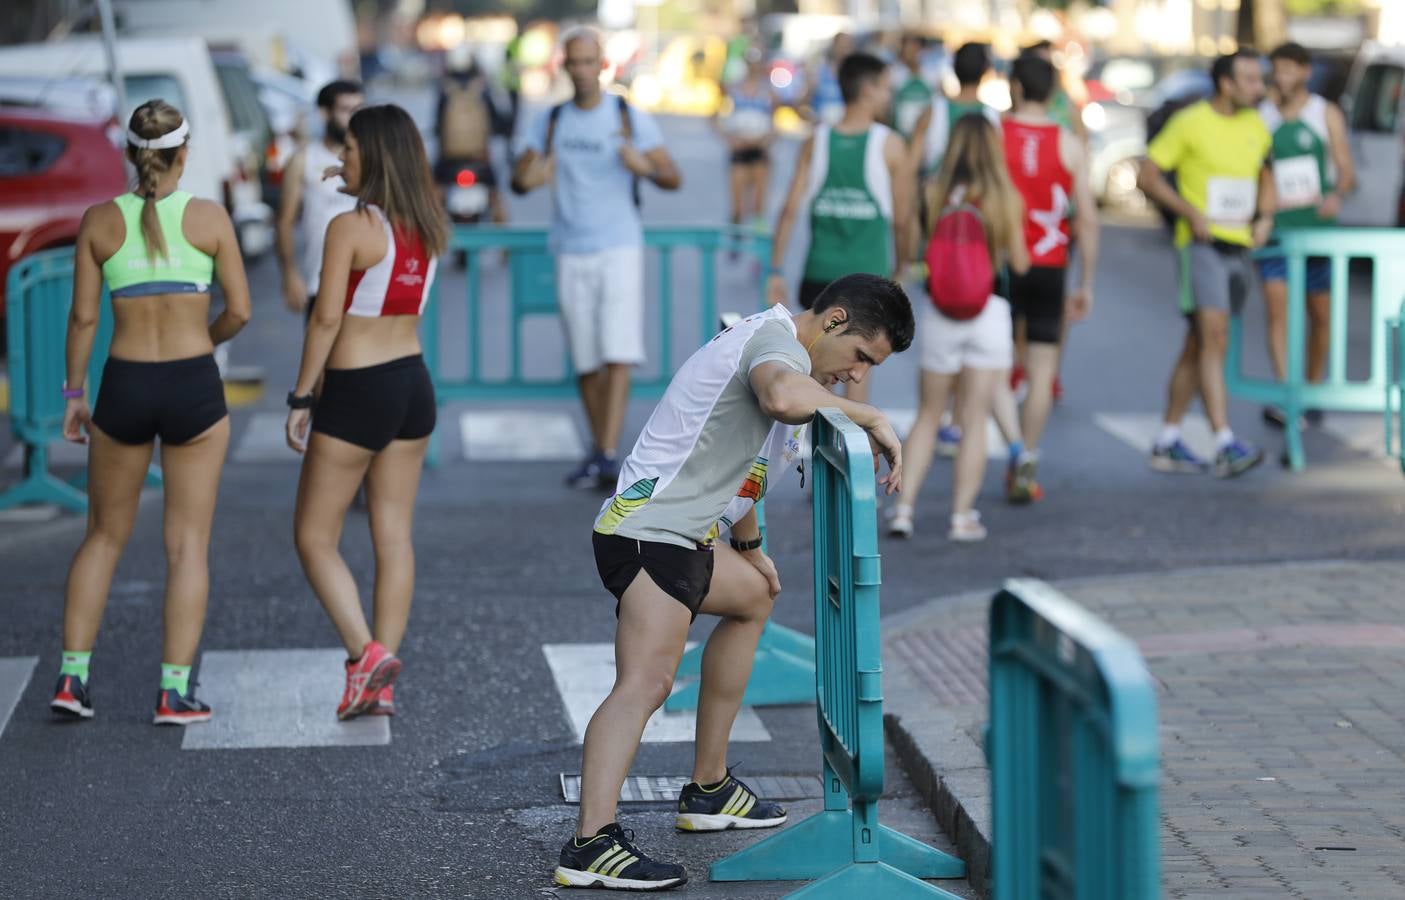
[0,657,38,741]
[460,410,584,461]
[542,643,771,744]
[1093,412,1219,460]
[883,407,1009,458]
[181,649,389,750]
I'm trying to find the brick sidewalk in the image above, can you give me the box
[883,560,1405,899]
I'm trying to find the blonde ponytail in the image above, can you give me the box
[125,100,187,264]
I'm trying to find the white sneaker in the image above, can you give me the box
[949,510,987,542]
[887,506,914,538]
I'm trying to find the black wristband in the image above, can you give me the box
[729,536,763,552]
[286,390,315,410]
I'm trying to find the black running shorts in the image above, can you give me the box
[592,532,714,621]
[1007,265,1067,345]
[730,146,767,166]
[92,354,227,446]
[312,354,436,452]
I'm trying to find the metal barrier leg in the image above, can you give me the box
[0,444,87,513]
[666,621,816,710]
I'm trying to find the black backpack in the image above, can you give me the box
[511,94,640,206]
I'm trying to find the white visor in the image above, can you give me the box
[127,119,189,150]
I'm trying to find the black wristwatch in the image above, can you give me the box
[730,536,764,552]
[286,390,315,410]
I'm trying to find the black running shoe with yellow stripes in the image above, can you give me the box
[554,823,686,891]
[675,769,788,832]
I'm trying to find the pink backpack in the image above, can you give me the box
[925,202,994,321]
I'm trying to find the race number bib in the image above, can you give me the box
[1273,156,1322,210]
[1205,177,1257,226]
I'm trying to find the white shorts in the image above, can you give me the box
[919,295,1013,375]
[557,244,647,374]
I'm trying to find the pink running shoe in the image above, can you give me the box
[367,684,395,717]
[337,641,400,721]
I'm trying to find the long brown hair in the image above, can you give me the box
[125,100,186,263]
[925,114,1022,266]
[347,104,448,258]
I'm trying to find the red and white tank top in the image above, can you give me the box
[344,205,438,317]
[1002,119,1073,268]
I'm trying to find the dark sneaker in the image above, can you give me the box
[1214,440,1264,479]
[1149,439,1208,474]
[565,453,604,490]
[51,674,93,719]
[596,454,621,490]
[1005,453,1043,505]
[554,823,687,891]
[153,687,212,726]
[676,770,787,832]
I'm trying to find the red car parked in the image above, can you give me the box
[0,106,126,351]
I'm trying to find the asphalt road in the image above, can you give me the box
[1,99,1402,899]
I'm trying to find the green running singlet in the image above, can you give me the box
[801,124,894,285]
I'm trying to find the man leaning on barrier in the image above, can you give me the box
[551,273,914,891]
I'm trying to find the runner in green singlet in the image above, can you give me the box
[891,32,933,139]
[768,52,912,404]
[1255,42,1356,429]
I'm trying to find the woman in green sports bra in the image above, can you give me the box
[49,99,252,726]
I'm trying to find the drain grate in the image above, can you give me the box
[560,774,824,804]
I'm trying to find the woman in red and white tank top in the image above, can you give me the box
[285,104,448,720]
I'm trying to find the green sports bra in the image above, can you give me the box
[101,191,215,298]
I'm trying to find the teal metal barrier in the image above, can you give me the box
[2,247,113,512]
[988,579,1160,900]
[711,409,965,897]
[1228,228,1405,470]
[1387,300,1405,474]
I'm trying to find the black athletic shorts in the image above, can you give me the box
[92,354,227,446]
[798,278,830,311]
[1007,265,1067,345]
[312,354,436,452]
[730,146,768,166]
[592,532,714,621]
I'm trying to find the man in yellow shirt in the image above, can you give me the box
[1137,51,1275,478]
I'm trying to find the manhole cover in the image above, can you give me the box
[560,774,824,804]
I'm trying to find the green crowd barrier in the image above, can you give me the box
[1387,300,1405,474]
[1227,228,1405,470]
[710,409,966,897]
[2,247,114,512]
[987,579,1160,900]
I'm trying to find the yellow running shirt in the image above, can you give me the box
[1146,100,1271,248]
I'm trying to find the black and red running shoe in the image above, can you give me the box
[51,674,94,719]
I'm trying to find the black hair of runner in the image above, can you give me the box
[812,273,914,353]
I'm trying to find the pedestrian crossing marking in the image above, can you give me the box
[181,649,389,750]
[1319,413,1389,461]
[0,657,38,741]
[559,773,822,803]
[542,643,771,745]
[883,408,1010,458]
[1094,412,1217,460]
[4,439,88,470]
[232,411,297,463]
[460,410,584,461]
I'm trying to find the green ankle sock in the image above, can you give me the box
[160,663,191,694]
[60,651,91,683]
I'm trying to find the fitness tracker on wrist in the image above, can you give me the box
[730,536,764,552]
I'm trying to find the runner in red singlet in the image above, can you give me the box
[1000,55,1098,503]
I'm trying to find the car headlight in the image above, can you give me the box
[1082,102,1107,132]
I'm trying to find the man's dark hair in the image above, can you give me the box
[953,43,991,88]
[1011,56,1055,104]
[1269,42,1311,67]
[1023,39,1053,56]
[1211,50,1259,95]
[317,79,364,110]
[812,274,914,353]
[838,52,887,104]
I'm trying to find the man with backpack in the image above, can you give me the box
[767,51,912,405]
[1000,55,1098,503]
[435,45,508,224]
[511,27,681,490]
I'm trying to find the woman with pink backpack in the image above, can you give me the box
[888,114,1029,541]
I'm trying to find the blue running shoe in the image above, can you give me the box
[1214,439,1264,478]
[153,687,212,726]
[554,823,687,891]
[936,425,962,458]
[565,453,604,490]
[50,674,93,719]
[1149,439,1208,474]
[676,769,787,832]
[596,454,621,490]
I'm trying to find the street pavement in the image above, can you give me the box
[1,102,1403,898]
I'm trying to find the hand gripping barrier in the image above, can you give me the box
[988,580,1160,900]
[419,224,771,465]
[1228,228,1405,470]
[710,409,966,897]
[2,247,124,512]
[1387,300,1405,474]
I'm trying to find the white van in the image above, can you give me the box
[1339,42,1405,227]
[0,35,274,256]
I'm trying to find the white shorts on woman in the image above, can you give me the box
[918,294,1013,374]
